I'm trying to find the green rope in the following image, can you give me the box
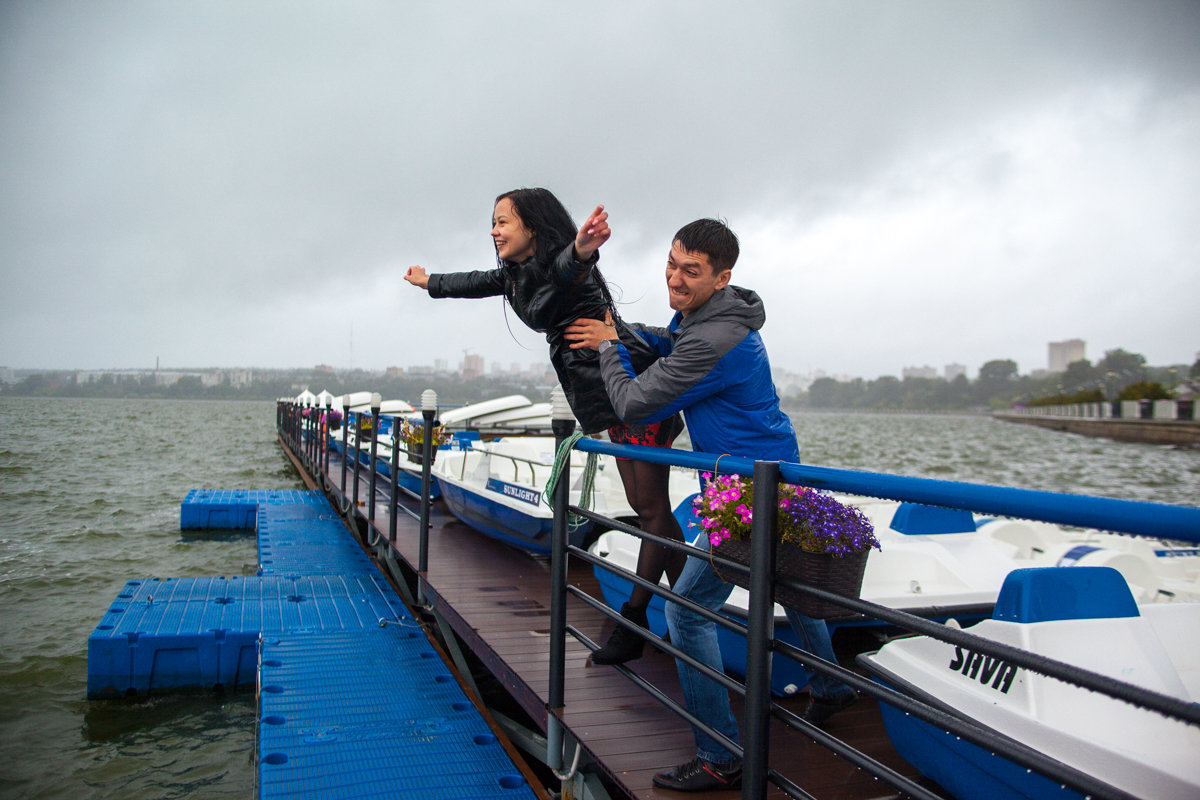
[543,431,598,530]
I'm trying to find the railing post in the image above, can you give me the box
[744,460,780,799]
[388,411,400,544]
[352,409,362,512]
[311,402,320,467]
[546,386,574,774]
[340,395,350,495]
[417,389,437,604]
[321,403,330,480]
[306,402,315,466]
[368,393,381,526]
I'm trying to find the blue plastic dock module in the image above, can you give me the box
[256,513,376,576]
[258,629,536,800]
[180,489,328,530]
[87,574,407,696]
[94,487,537,799]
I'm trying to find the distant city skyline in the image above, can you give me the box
[10,336,1196,395]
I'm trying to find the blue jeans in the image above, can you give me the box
[664,554,855,765]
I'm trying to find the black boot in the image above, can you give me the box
[592,603,648,665]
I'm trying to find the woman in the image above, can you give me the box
[404,187,683,664]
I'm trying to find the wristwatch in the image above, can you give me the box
[598,339,615,354]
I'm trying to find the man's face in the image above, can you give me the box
[665,241,731,317]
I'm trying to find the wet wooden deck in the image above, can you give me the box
[285,441,929,799]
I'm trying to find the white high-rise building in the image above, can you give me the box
[1048,339,1086,373]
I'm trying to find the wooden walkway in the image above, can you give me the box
[285,441,929,800]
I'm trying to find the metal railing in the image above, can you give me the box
[547,434,1200,800]
[277,398,1200,800]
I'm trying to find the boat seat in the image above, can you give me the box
[889,503,976,534]
[993,566,1139,623]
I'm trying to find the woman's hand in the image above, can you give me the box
[573,205,610,262]
[404,265,430,289]
[565,311,618,350]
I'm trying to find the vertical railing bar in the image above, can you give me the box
[351,410,361,512]
[743,460,779,799]
[417,398,436,604]
[368,404,380,525]
[546,405,574,775]
[389,417,399,544]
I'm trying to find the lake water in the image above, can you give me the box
[0,397,1196,798]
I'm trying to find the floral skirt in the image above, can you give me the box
[606,413,684,458]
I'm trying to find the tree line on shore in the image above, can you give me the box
[4,348,1196,411]
[801,349,1196,411]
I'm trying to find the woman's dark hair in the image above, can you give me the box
[674,218,739,273]
[495,187,616,310]
[495,188,577,266]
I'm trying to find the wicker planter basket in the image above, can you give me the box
[712,540,869,619]
[404,447,436,466]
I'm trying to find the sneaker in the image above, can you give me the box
[653,756,742,792]
[591,603,647,665]
[801,691,859,727]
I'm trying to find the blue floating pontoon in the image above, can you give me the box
[87,488,536,800]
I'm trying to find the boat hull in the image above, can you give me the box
[437,474,587,555]
[859,567,1200,800]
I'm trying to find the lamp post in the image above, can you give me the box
[417,389,437,604]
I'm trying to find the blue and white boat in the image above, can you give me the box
[858,566,1200,800]
[432,435,636,555]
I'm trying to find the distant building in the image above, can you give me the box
[461,353,485,380]
[1048,339,1086,373]
[315,364,335,374]
[902,365,938,380]
[944,363,967,381]
[433,358,449,373]
[385,366,404,377]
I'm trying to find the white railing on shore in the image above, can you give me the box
[1008,398,1197,421]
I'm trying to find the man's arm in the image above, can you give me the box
[598,326,732,425]
[564,313,617,349]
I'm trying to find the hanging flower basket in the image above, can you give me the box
[398,418,450,466]
[712,540,869,619]
[696,473,879,619]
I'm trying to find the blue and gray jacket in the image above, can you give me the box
[599,285,800,463]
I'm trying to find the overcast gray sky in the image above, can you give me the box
[2,1,1197,380]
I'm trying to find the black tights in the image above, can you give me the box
[614,458,686,611]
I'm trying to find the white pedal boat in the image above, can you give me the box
[858,566,1200,800]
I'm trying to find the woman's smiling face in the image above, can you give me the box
[491,197,536,263]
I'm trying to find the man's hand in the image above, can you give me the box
[566,311,618,350]
[404,265,430,289]
[573,205,610,262]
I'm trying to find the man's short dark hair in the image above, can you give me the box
[673,218,739,273]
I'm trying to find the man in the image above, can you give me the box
[565,218,857,793]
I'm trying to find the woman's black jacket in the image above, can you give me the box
[426,245,658,434]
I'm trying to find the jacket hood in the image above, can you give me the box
[677,285,765,332]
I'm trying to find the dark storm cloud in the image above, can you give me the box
[2,1,1197,376]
